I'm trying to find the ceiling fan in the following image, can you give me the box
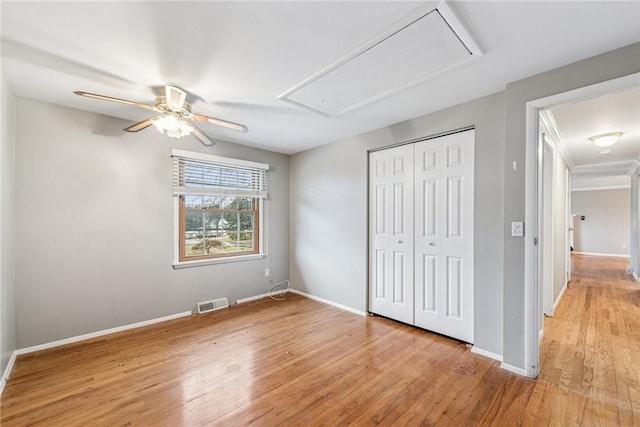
[74,85,248,146]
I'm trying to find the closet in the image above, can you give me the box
[368,129,475,343]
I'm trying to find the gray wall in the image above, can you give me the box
[1,73,16,377]
[290,92,505,356]
[14,98,289,348]
[502,42,640,370]
[572,189,630,256]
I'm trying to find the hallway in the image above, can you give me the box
[537,254,640,422]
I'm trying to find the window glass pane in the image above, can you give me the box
[223,212,238,231]
[184,212,204,257]
[202,196,221,209]
[185,195,203,209]
[233,197,253,210]
[204,212,224,232]
[204,237,223,254]
[219,197,235,209]
[239,213,254,231]
[185,211,203,233]
[225,231,254,252]
[185,238,205,257]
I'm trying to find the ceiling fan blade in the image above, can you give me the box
[123,117,159,132]
[190,124,216,147]
[193,113,248,133]
[74,91,155,111]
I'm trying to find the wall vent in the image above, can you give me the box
[197,297,229,314]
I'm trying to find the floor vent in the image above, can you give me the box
[197,297,229,314]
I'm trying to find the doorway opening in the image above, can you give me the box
[524,72,640,378]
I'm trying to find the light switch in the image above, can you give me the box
[511,221,524,237]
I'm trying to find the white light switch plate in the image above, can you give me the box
[511,221,524,237]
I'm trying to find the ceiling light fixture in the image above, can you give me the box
[151,114,194,139]
[588,132,622,147]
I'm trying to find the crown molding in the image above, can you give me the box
[539,109,575,169]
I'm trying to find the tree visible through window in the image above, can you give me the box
[172,151,268,263]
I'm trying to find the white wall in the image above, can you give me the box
[290,92,505,357]
[552,153,568,301]
[14,98,289,348]
[572,188,630,256]
[1,72,16,380]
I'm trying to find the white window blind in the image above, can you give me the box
[172,151,268,198]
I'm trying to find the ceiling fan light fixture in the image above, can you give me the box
[588,132,622,147]
[151,115,193,139]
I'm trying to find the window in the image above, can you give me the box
[172,150,268,266]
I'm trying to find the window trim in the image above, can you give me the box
[172,150,267,268]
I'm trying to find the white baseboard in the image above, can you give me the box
[500,362,534,377]
[470,346,503,362]
[0,351,18,396]
[289,289,367,317]
[573,251,629,258]
[15,311,192,357]
[553,282,568,313]
[236,289,287,304]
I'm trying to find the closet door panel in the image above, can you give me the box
[368,144,414,324]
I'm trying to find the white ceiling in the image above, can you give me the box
[549,85,640,188]
[2,1,640,154]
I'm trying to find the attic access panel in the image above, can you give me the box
[279,4,482,116]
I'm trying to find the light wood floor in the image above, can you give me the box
[1,254,638,425]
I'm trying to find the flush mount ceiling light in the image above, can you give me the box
[588,132,622,147]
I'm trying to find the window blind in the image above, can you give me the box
[172,152,268,198]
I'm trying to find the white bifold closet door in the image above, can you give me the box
[369,130,474,344]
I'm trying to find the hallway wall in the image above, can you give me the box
[572,188,630,256]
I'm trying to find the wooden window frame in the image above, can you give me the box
[178,196,260,262]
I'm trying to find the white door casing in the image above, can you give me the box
[368,144,414,324]
[542,136,554,316]
[414,130,474,343]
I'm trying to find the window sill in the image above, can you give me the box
[173,253,265,269]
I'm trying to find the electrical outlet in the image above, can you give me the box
[622,243,627,249]
[511,221,524,237]
[264,268,270,277]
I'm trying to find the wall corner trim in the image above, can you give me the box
[289,289,367,317]
[470,346,503,362]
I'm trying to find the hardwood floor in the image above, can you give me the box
[537,254,640,425]
[1,254,638,425]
